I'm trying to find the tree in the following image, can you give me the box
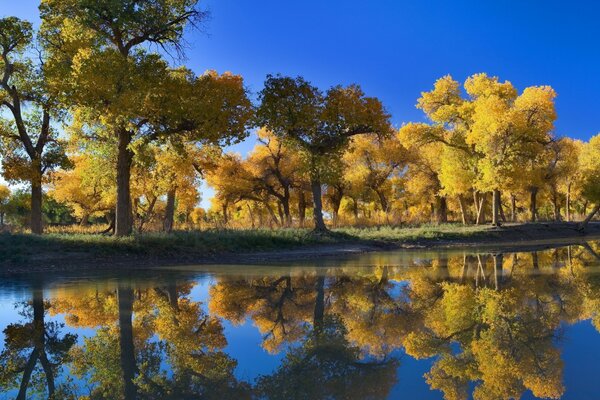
[578,134,600,230]
[0,17,68,234]
[400,74,557,226]
[256,75,391,232]
[50,154,115,225]
[343,134,407,219]
[0,185,9,226]
[41,1,253,236]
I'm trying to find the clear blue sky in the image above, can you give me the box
[4,0,600,207]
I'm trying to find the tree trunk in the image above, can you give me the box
[435,196,447,224]
[578,203,600,231]
[493,253,503,290]
[352,197,359,221]
[474,191,486,225]
[492,189,501,226]
[118,285,138,400]
[529,187,538,222]
[566,183,572,222]
[80,213,90,226]
[115,129,134,236]
[298,192,306,227]
[510,194,517,222]
[458,195,468,225]
[282,188,291,227]
[552,187,561,221]
[222,202,229,225]
[163,187,177,233]
[311,176,327,232]
[376,190,388,215]
[30,172,43,234]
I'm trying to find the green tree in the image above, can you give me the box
[0,17,68,234]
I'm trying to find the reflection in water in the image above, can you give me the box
[1,242,600,399]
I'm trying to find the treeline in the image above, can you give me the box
[1,1,599,236]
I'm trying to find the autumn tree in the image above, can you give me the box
[0,185,9,226]
[343,134,407,219]
[41,1,252,236]
[578,134,600,230]
[0,17,68,234]
[256,75,391,232]
[50,153,115,225]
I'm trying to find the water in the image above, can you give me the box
[2,242,600,399]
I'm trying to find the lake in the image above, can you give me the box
[2,242,600,399]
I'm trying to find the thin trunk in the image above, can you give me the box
[118,285,138,400]
[458,195,468,225]
[511,194,517,222]
[115,129,134,236]
[529,187,538,222]
[474,191,486,224]
[310,176,327,232]
[493,254,503,290]
[298,192,306,227]
[492,189,501,226]
[578,204,600,231]
[352,197,359,221]
[566,183,572,222]
[30,171,43,234]
[552,187,561,221]
[163,187,176,233]
[282,188,291,226]
[222,202,229,225]
[376,190,388,215]
[247,204,255,228]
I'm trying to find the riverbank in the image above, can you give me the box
[1,222,599,273]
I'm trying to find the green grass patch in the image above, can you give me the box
[0,224,496,264]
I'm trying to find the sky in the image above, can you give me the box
[3,0,600,207]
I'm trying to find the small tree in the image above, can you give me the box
[256,75,391,232]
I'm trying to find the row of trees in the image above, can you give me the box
[208,75,600,230]
[3,243,600,399]
[1,1,600,236]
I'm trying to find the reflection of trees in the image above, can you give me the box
[48,280,247,399]
[3,242,600,399]
[0,287,77,399]
[210,269,403,398]
[255,316,399,400]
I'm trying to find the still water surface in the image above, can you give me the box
[2,242,600,399]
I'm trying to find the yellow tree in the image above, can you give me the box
[256,75,391,232]
[343,134,407,218]
[466,75,556,225]
[578,134,600,230]
[50,154,115,225]
[41,1,253,236]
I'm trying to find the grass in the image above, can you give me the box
[2,222,587,267]
[336,223,491,242]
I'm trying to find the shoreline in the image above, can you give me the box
[1,222,599,274]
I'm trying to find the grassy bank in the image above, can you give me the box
[1,223,599,269]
